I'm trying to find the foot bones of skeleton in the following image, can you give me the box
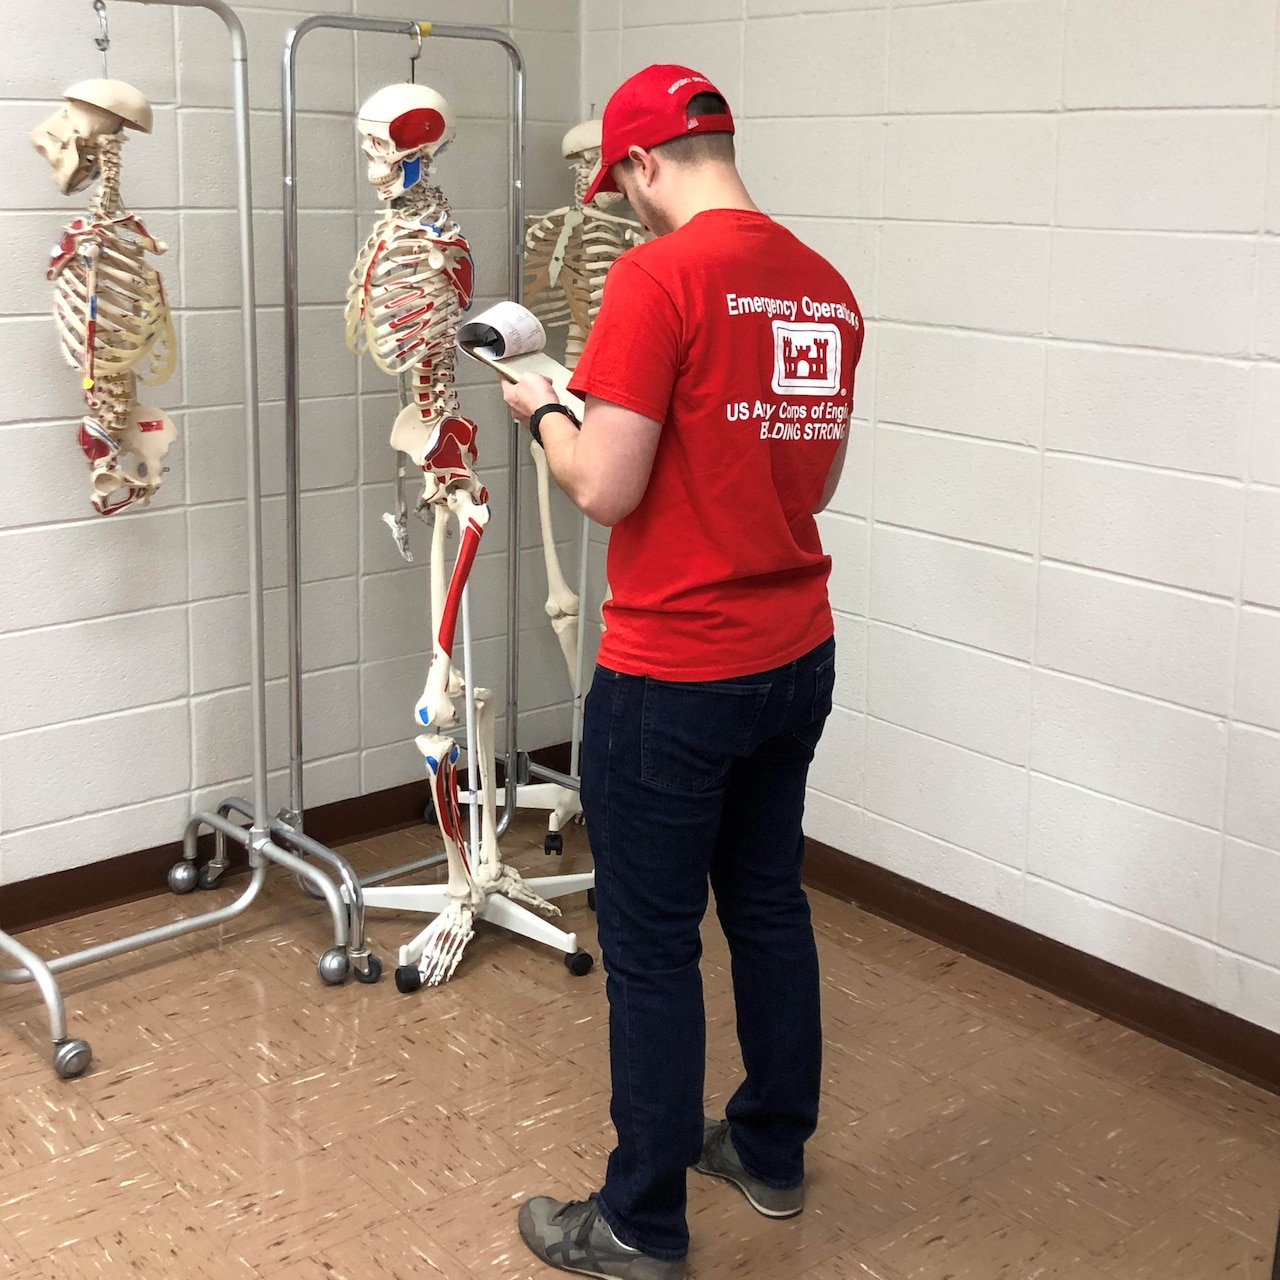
[34,82,177,516]
[347,84,558,983]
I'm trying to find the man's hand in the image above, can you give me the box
[499,382,662,527]
[502,373,559,427]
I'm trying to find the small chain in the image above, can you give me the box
[93,0,110,77]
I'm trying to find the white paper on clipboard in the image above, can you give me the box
[457,302,585,415]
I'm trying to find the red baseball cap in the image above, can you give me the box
[584,64,735,205]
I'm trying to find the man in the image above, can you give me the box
[502,63,864,1280]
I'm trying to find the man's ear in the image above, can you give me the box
[627,145,657,186]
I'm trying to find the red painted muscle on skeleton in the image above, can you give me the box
[423,415,482,489]
[343,83,558,985]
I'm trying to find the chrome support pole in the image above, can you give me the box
[281,15,525,840]
[502,32,526,839]
[124,0,271,830]
[0,933,69,1041]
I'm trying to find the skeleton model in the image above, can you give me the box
[346,84,583,986]
[525,120,646,370]
[32,80,176,516]
[520,120,644,844]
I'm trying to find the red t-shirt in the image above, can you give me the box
[568,208,864,680]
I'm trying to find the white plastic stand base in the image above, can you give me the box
[515,781,583,831]
[362,871,595,963]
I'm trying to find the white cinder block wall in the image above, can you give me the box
[584,0,1280,1035]
[0,0,584,884]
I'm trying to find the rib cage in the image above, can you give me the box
[346,193,472,436]
[524,207,642,352]
[50,216,174,387]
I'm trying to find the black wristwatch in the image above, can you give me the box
[528,402,580,447]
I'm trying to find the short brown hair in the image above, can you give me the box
[618,91,736,174]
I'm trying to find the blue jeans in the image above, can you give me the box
[581,636,835,1260]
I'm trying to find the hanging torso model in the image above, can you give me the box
[346,83,559,985]
[33,80,177,515]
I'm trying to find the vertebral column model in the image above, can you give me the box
[346,85,555,983]
[33,80,176,515]
[523,120,643,676]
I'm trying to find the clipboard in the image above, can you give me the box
[458,339,520,384]
[457,302,585,414]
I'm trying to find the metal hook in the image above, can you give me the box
[92,0,110,78]
[408,27,422,84]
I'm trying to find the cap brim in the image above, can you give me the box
[583,158,618,206]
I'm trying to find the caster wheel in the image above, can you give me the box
[317,947,349,986]
[586,887,597,912]
[544,831,564,856]
[395,965,423,994]
[197,863,226,891]
[167,861,198,895]
[52,1038,92,1080]
[564,950,594,977]
[353,953,383,985]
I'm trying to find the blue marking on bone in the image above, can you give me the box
[401,156,422,190]
[449,745,459,763]
[83,420,116,452]
[425,754,439,771]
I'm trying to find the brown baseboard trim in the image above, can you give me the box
[803,837,1280,1096]
[0,742,575,936]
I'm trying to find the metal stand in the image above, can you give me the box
[279,16,593,979]
[0,0,364,1082]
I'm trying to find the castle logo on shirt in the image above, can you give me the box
[771,321,842,396]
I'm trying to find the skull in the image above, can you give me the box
[32,79,152,195]
[357,84,454,202]
[562,119,623,210]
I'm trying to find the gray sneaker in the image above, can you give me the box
[693,1118,804,1218]
[517,1195,687,1280]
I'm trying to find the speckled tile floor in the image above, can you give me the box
[1,814,1277,1278]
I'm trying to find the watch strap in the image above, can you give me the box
[528,402,580,447]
